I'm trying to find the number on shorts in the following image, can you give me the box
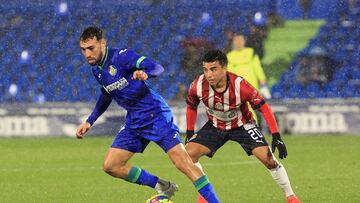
[248,128,264,143]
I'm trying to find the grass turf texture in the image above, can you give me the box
[0,135,359,202]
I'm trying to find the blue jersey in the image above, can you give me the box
[86,47,172,129]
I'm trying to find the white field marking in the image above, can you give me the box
[0,161,257,172]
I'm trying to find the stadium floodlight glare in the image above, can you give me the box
[20,50,29,62]
[58,2,68,14]
[201,12,213,26]
[8,83,18,96]
[254,12,266,26]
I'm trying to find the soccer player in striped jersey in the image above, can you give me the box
[76,27,219,203]
[185,50,301,203]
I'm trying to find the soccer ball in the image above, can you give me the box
[145,194,173,203]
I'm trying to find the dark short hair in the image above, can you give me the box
[80,26,104,41]
[201,49,228,66]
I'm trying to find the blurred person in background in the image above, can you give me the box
[227,34,271,124]
[246,12,269,60]
[223,29,235,54]
[246,24,268,60]
[185,50,301,203]
[266,0,285,27]
[181,36,215,83]
[227,34,271,98]
[296,47,333,87]
[179,36,214,100]
[299,0,312,19]
[76,26,220,203]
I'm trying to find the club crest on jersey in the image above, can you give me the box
[109,65,117,76]
[215,102,223,110]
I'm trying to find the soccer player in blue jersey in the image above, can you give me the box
[76,26,220,203]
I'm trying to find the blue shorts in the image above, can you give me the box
[111,115,181,153]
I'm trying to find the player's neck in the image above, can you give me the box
[98,46,108,67]
[212,75,228,93]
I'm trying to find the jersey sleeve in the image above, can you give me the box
[186,80,200,109]
[240,79,265,110]
[240,79,279,134]
[115,48,164,77]
[186,105,197,131]
[257,103,279,134]
[86,90,112,126]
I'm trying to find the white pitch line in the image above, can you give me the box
[0,160,257,172]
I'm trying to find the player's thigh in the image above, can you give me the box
[228,125,268,156]
[188,122,227,158]
[185,142,211,162]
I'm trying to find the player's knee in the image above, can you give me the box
[265,159,278,169]
[102,160,126,177]
[102,161,114,175]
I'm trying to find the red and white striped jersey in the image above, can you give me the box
[186,71,265,131]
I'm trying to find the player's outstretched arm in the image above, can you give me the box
[86,91,112,125]
[76,122,91,139]
[257,102,287,159]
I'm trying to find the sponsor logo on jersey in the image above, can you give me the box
[206,108,238,121]
[109,65,117,76]
[104,77,128,93]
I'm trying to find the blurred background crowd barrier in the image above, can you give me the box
[0,99,359,136]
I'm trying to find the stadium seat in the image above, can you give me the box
[274,1,360,99]
[2,0,358,102]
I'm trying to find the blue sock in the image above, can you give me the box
[125,166,159,188]
[194,175,220,203]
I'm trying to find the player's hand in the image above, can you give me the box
[271,133,287,159]
[185,130,194,145]
[260,84,272,99]
[76,122,91,139]
[132,70,148,80]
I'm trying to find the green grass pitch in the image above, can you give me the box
[0,135,359,202]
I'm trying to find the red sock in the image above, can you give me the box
[197,195,208,203]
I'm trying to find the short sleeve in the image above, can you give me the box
[240,79,265,110]
[114,48,142,70]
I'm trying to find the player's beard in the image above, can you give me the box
[95,48,104,65]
